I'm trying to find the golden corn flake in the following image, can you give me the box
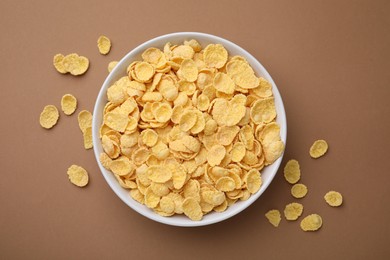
[108,61,118,73]
[53,54,67,74]
[182,197,203,221]
[324,191,343,207]
[215,176,236,192]
[147,165,172,183]
[250,98,276,124]
[207,144,226,167]
[213,72,235,94]
[61,94,77,115]
[39,105,59,129]
[178,58,198,82]
[265,209,281,227]
[245,169,262,194]
[99,39,284,221]
[97,35,111,55]
[179,110,197,131]
[203,44,228,69]
[231,142,246,162]
[284,159,301,184]
[134,62,155,82]
[300,214,323,231]
[291,183,308,199]
[83,127,93,149]
[67,165,89,187]
[310,139,329,158]
[284,202,303,221]
[62,53,89,76]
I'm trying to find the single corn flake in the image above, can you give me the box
[300,214,323,231]
[61,94,77,115]
[83,126,93,149]
[179,110,197,131]
[213,72,235,94]
[291,183,308,198]
[97,35,111,55]
[203,44,228,69]
[207,145,226,167]
[78,110,92,133]
[62,53,89,76]
[324,191,343,207]
[141,129,158,147]
[284,202,304,221]
[53,54,67,74]
[284,159,301,184]
[108,61,118,73]
[39,105,59,129]
[250,98,276,124]
[182,197,203,221]
[245,169,262,194]
[178,58,198,82]
[265,209,281,227]
[147,165,172,183]
[67,165,89,187]
[231,142,246,162]
[215,176,236,192]
[134,62,155,82]
[310,139,329,158]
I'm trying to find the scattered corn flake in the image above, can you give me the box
[67,165,89,187]
[83,127,93,149]
[265,209,281,227]
[53,54,67,74]
[310,139,329,158]
[97,35,111,55]
[291,183,308,199]
[300,214,323,231]
[39,105,59,129]
[61,94,77,115]
[324,191,343,207]
[284,159,301,184]
[284,202,303,221]
[62,53,89,76]
[108,61,118,73]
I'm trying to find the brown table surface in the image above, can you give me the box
[1,0,390,259]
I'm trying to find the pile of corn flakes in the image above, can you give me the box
[98,40,284,220]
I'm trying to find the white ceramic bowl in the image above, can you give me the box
[92,32,287,227]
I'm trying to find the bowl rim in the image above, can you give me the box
[92,32,287,227]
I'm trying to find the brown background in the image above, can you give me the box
[1,0,389,259]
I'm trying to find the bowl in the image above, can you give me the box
[92,32,287,227]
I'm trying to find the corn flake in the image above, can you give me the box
[182,197,203,221]
[67,165,89,187]
[284,202,303,221]
[213,72,235,94]
[78,110,92,133]
[83,127,93,149]
[291,183,308,199]
[53,54,67,74]
[310,139,329,158]
[284,159,301,184]
[245,169,262,194]
[203,44,228,69]
[324,191,343,207]
[265,209,281,227]
[39,105,59,129]
[108,61,118,73]
[61,94,77,116]
[300,214,323,231]
[97,35,111,55]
